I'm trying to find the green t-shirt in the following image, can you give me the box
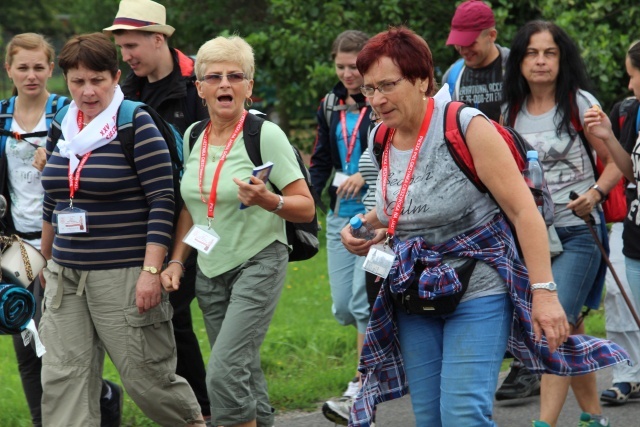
[182,119,303,277]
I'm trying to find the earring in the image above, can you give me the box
[245,97,253,108]
[422,94,427,101]
[202,98,207,107]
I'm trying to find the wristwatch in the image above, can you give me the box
[141,266,160,275]
[590,184,607,203]
[531,282,557,292]
[270,194,284,213]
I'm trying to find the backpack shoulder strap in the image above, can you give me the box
[45,94,69,129]
[371,122,391,167]
[49,104,71,150]
[443,101,487,192]
[114,100,144,169]
[243,112,265,167]
[446,59,465,98]
[569,97,599,178]
[322,92,339,126]
[188,119,210,155]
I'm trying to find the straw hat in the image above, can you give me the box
[103,0,175,37]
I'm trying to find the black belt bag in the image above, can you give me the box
[392,258,477,316]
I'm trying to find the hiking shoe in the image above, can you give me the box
[495,361,540,400]
[532,421,551,427]
[343,377,360,398]
[100,379,123,427]
[322,397,351,425]
[579,412,610,427]
[601,382,640,405]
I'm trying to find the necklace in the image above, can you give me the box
[13,98,47,133]
[209,145,224,162]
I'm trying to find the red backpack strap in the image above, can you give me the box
[372,122,391,166]
[443,101,487,192]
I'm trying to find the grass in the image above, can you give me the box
[0,213,610,425]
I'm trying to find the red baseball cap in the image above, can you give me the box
[446,0,495,47]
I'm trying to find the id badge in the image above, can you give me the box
[362,244,396,279]
[57,207,88,234]
[332,171,349,187]
[183,225,220,254]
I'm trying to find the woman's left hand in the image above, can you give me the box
[233,175,273,209]
[32,147,47,172]
[136,272,162,314]
[336,172,365,200]
[530,290,570,353]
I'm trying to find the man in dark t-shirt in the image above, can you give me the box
[442,0,509,122]
[442,0,539,402]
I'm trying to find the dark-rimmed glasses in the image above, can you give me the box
[360,77,405,97]
[200,72,246,85]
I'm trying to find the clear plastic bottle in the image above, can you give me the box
[350,216,376,240]
[523,150,544,216]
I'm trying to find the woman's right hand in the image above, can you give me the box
[584,105,613,141]
[160,263,183,293]
[33,147,47,172]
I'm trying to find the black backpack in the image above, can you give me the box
[49,100,185,224]
[188,112,324,262]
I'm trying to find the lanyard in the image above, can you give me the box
[68,111,90,205]
[198,110,247,226]
[381,98,435,237]
[339,100,367,170]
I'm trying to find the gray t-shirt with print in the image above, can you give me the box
[372,96,506,301]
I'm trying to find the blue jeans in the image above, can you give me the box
[396,293,513,426]
[626,256,640,312]
[326,215,369,333]
[552,224,602,325]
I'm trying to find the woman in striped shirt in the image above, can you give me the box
[39,33,204,427]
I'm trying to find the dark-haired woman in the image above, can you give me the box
[502,20,622,427]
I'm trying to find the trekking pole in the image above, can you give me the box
[569,191,640,329]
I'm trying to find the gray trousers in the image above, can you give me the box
[40,261,201,427]
[196,240,288,427]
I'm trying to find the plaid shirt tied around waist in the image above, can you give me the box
[349,214,630,427]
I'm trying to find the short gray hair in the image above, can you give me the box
[195,36,255,81]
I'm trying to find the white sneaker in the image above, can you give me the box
[343,378,360,398]
[321,397,352,425]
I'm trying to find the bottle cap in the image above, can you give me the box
[526,150,539,161]
[350,216,363,228]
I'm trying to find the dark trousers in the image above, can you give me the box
[12,280,43,427]
[170,251,211,416]
[365,271,382,313]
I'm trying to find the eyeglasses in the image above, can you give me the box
[360,77,405,97]
[200,72,247,85]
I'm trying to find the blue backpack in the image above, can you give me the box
[445,58,466,98]
[0,94,69,152]
[49,100,185,222]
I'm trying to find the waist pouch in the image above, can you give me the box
[392,258,477,316]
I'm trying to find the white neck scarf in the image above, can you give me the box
[58,85,125,173]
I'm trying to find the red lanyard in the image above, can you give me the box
[339,100,367,169]
[198,110,247,221]
[68,111,91,201]
[381,98,435,236]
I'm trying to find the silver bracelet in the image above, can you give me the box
[168,259,186,272]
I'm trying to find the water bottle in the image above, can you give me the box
[523,150,544,216]
[350,216,376,240]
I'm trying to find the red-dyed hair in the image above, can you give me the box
[356,26,435,96]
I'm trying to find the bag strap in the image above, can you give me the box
[446,58,465,98]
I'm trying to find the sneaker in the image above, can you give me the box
[100,379,123,427]
[600,382,640,405]
[495,361,540,400]
[579,412,610,427]
[322,397,351,426]
[343,377,360,398]
[532,421,551,427]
